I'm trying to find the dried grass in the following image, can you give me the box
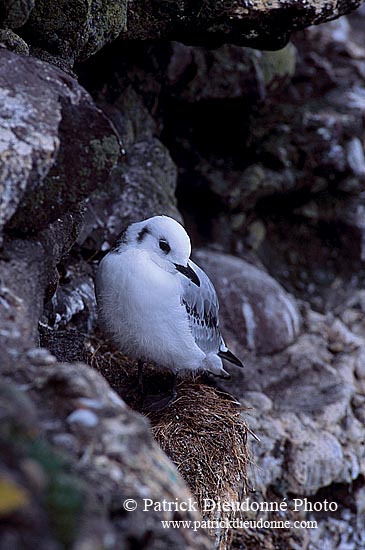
[86,334,255,530]
[148,383,253,511]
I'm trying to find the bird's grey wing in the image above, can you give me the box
[179,260,223,354]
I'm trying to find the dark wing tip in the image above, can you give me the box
[218,349,244,368]
[175,263,200,287]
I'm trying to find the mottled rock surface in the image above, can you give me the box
[21,0,128,64]
[122,0,363,49]
[0,239,48,371]
[194,249,301,354]
[0,28,29,53]
[78,89,181,252]
[1,2,365,550]
[0,0,34,29]
[165,42,297,103]
[0,49,120,240]
[0,365,211,549]
[0,0,362,69]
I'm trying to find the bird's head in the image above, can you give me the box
[125,215,200,286]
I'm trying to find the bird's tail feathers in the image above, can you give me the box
[210,369,231,379]
[205,354,231,378]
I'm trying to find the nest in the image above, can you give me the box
[148,383,253,509]
[86,333,255,540]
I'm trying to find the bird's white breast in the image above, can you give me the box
[96,248,205,371]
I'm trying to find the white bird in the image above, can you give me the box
[95,215,243,386]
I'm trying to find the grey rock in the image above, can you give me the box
[26,347,57,366]
[0,49,120,241]
[0,201,88,374]
[44,259,97,334]
[347,137,365,176]
[20,0,127,65]
[166,42,296,102]
[33,362,122,412]
[6,0,359,69]
[337,289,365,345]
[239,306,365,504]
[78,88,181,252]
[0,239,48,372]
[79,138,180,253]
[285,420,344,494]
[0,0,34,29]
[0,29,29,54]
[161,17,365,281]
[0,378,84,550]
[0,378,38,426]
[243,391,273,412]
[118,138,179,224]
[0,212,86,378]
[67,408,99,428]
[37,208,85,265]
[100,87,158,150]
[194,249,301,354]
[51,432,79,454]
[242,309,357,413]
[122,0,363,49]
[30,362,211,549]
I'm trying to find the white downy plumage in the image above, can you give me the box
[95,215,243,378]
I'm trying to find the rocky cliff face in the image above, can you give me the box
[1,1,365,549]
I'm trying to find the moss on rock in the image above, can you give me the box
[0,29,29,54]
[1,49,121,237]
[0,381,85,548]
[259,43,296,91]
[20,0,127,65]
[0,0,34,29]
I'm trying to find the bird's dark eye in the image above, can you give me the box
[159,239,171,254]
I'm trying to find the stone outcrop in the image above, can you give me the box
[1,363,211,549]
[0,0,362,69]
[0,49,120,240]
[0,2,364,549]
[6,0,128,65]
[78,87,181,253]
[194,249,301,354]
[123,0,363,49]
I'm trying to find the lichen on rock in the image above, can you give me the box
[0,0,34,29]
[0,28,29,54]
[122,0,363,49]
[0,49,121,239]
[1,2,365,550]
[20,0,127,64]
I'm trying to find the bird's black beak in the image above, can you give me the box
[175,263,200,287]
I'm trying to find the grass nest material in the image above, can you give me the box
[148,383,254,511]
[86,333,255,516]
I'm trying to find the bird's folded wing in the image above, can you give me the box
[179,260,222,354]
